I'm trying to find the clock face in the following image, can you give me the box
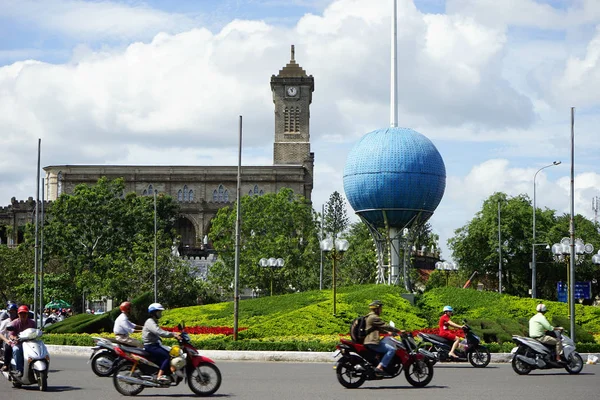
[286,86,298,97]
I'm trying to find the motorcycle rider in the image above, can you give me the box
[113,301,143,347]
[142,303,181,384]
[529,303,563,362]
[0,301,17,321]
[364,300,402,376]
[439,305,465,359]
[8,305,36,377]
[0,303,18,371]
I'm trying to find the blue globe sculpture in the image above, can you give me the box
[343,127,446,229]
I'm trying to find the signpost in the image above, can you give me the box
[557,281,591,302]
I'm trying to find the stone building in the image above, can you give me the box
[0,46,315,252]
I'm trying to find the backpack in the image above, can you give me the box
[349,315,373,344]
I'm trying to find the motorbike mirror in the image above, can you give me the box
[389,321,395,328]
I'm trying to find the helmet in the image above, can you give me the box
[169,345,181,357]
[120,301,132,313]
[443,305,454,313]
[369,300,383,309]
[148,303,165,314]
[17,305,29,314]
[7,303,18,311]
[536,304,547,313]
[171,356,185,370]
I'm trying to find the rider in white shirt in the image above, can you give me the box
[113,302,143,347]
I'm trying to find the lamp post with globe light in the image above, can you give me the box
[551,237,594,341]
[435,261,458,287]
[259,257,284,296]
[320,237,350,316]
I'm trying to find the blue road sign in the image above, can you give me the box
[556,281,591,302]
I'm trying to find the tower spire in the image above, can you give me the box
[291,44,295,62]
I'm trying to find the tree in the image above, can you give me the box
[337,221,377,286]
[448,192,600,299]
[208,188,320,295]
[323,191,349,240]
[40,177,186,307]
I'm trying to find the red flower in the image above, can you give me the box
[162,326,247,335]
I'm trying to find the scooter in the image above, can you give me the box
[511,329,584,375]
[417,323,491,367]
[1,327,50,391]
[111,323,221,396]
[334,323,436,389]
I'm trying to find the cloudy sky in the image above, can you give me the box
[1,0,600,260]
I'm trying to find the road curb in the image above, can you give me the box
[46,345,600,364]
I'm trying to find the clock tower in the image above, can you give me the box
[271,45,314,176]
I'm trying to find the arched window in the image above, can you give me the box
[248,190,253,196]
[218,185,225,202]
[189,190,194,202]
[259,190,264,196]
[253,185,259,195]
[224,190,229,202]
[212,190,218,202]
[143,190,147,196]
[183,185,188,202]
[178,190,183,202]
[148,184,154,194]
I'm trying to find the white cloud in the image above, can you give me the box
[1,0,600,263]
[0,0,196,40]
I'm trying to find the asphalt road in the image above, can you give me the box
[0,355,597,400]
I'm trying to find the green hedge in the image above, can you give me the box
[42,333,600,353]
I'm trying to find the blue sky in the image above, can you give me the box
[1,0,600,262]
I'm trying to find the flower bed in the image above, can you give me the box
[162,326,247,335]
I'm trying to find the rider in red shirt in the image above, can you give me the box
[438,305,464,358]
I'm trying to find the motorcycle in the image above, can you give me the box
[511,329,584,375]
[417,323,491,367]
[1,327,50,391]
[334,325,436,389]
[89,336,142,377]
[111,323,221,396]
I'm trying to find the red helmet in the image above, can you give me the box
[17,305,29,314]
[120,301,132,313]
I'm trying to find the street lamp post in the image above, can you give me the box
[320,237,350,316]
[532,161,561,298]
[435,261,458,286]
[551,237,594,341]
[259,257,285,296]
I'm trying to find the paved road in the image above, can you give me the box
[0,355,597,400]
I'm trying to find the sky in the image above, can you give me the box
[1,0,600,262]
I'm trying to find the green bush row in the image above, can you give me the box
[42,333,600,353]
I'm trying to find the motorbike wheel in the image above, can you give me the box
[564,352,584,375]
[335,356,366,389]
[91,351,116,377]
[112,362,145,396]
[511,351,532,375]
[188,362,222,396]
[468,346,491,368]
[404,359,434,388]
[36,370,48,391]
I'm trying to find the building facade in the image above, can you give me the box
[0,46,315,252]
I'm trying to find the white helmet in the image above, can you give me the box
[148,303,165,313]
[171,356,185,370]
[536,304,547,313]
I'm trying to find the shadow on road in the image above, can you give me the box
[524,372,595,376]
[362,385,448,390]
[132,394,231,398]
[16,385,82,392]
